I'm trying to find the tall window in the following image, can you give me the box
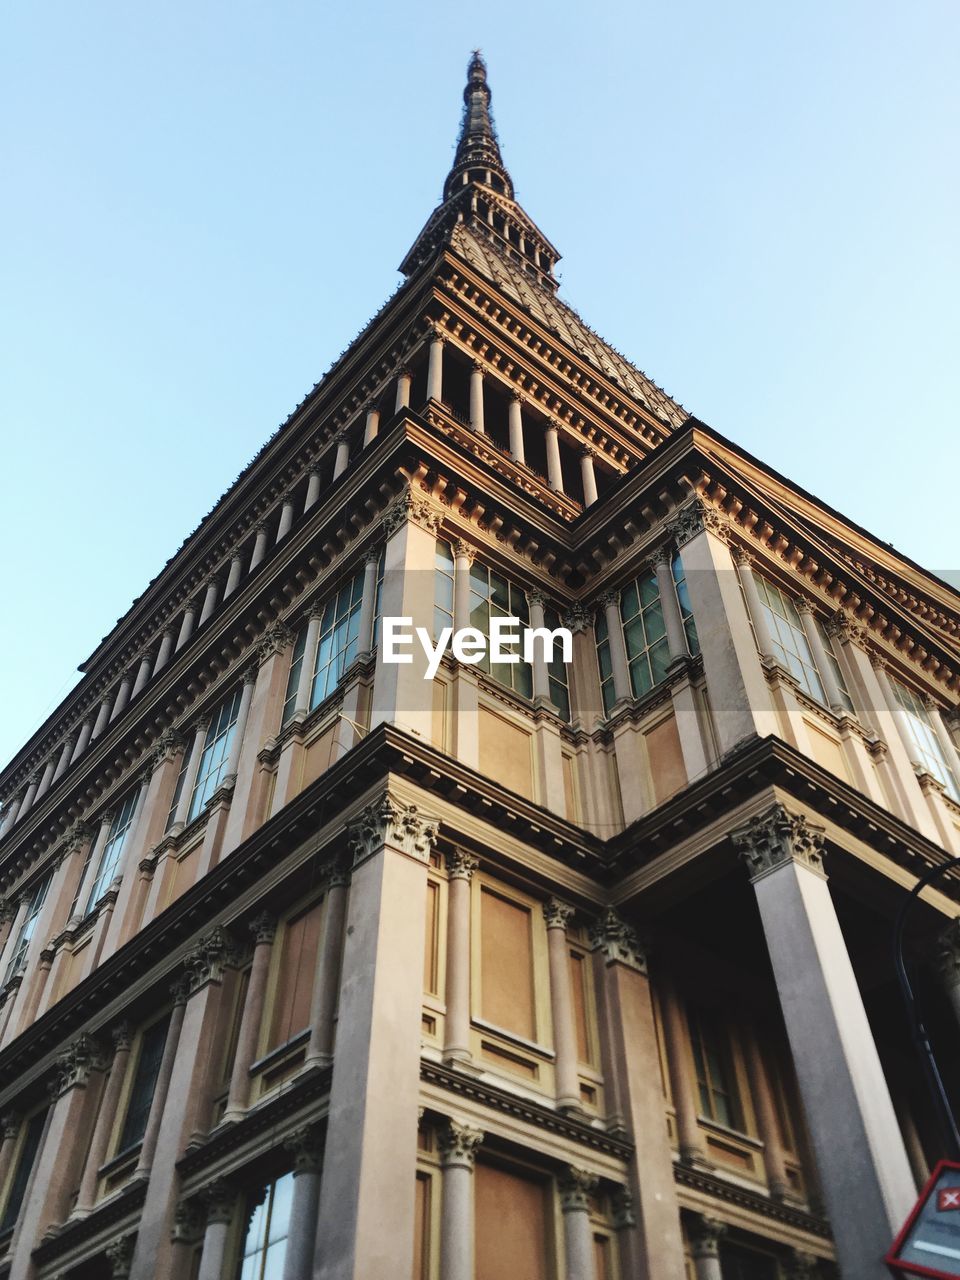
[595,554,697,714]
[0,1109,46,1232]
[281,560,382,727]
[891,679,960,801]
[4,874,51,985]
[83,787,140,916]
[544,606,571,723]
[751,576,826,703]
[117,1015,170,1152]
[688,1006,742,1130]
[720,1244,779,1280]
[238,1172,294,1279]
[166,688,244,832]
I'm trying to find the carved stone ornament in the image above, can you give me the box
[63,820,94,854]
[382,490,442,538]
[445,849,479,881]
[437,1119,484,1169]
[111,1021,134,1054]
[824,608,868,650]
[611,1185,636,1230]
[201,1178,239,1226]
[558,1166,598,1213]
[105,1234,135,1279]
[651,541,674,568]
[151,728,185,768]
[54,1032,108,1095]
[170,1198,205,1244]
[687,1213,727,1259]
[0,898,15,927]
[347,795,439,868]
[666,498,726,548]
[170,974,191,1006]
[453,539,476,564]
[257,620,295,664]
[185,926,243,994]
[732,804,826,882]
[543,897,575,930]
[0,1112,20,1141]
[589,908,648,973]
[598,589,620,609]
[323,853,353,891]
[284,1123,324,1176]
[561,603,593,635]
[249,911,277,946]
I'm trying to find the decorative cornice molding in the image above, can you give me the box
[731,804,826,882]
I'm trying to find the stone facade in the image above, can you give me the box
[0,51,957,1280]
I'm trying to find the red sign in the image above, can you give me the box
[888,1162,960,1278]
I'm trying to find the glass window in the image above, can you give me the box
[544,607,571,723]
[4,874,51,985]
[468,560,533,698]
[752,576,826,703]
[280,625,309,726]
[165,748,190,834]
[0,1109,46,1233]
[187,688,244,823]
[814,617,854,714]
[434,540,455,641]
[117,1015,170,1152]
[239,1172,294,1280]
[672,555,700,656]
[891,679,960,801]
[84,787,141,916]
[720,1243,778,1280]
[688,1005,742,1131]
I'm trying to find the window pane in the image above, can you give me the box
[118,1015,170,1150]
[0,1110,46,1233]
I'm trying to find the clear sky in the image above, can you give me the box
[1,1,957,769]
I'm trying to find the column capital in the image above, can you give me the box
[558,1166,598,1213]
[0,1112,20,1141]
[383,490,441,537]
[445,849,479,881]
[438,1119,484,1169]
[184,926,243,994]
[728,542,753,568]
[257,619,296,663]
[589,908,648,973]
[526,588,548,610]
[544,418,560,434]
[170,974,191,1006]
[825,608,868,649]
[201,1177,239,1226]
[347,794,439,868]
[786,1250,820,1279]
[453,538,475,565]
[470,357,484,374]
[869,652,889,673]
[364,544,383,567]
[651,540,675,568]
[284,1122,324,1175]
[561,603,593,634]
[543,897,575,930]
[0,898,15,926]
[599,588,621,609]
[170,1198,205,1244]
[53,1032,108,1095]
[248,911,277,946]
[151,727,185,768]
[794,597,815,617]
[323,852,353,890]
[105,1234,135,1279]
[687,1212,727,1259]
[191,715,211,737]
[732,804,826,882]
[611,1185,636,1229]
[111,1021,134,1054]
[578,443,597,459]
[667,498,727,548]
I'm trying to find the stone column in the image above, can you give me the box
[223,554,244,598]
[131,652,154,700]
[544,420,564,492]
[169,718,210,835]
[427,333,444,402]
[70,717,94,763]
[313,795,438,1280]
[469,362,485,433]
[559,1167,599,1280]
[658,976,710,1167]
[729,545,776,659]
[443,850,477,1064]
[357,548,381,659]
[34,758,57,803]
[508,394,525,463]
[740,1022,792,1200]
[221,665,257,787]
[438,1120,483,1280]
[153,627,175,676]
[15,774,40,822]
[579,448,599,507]
[175,603,197,652]
[199,577,221,626]
[0,802,16,838]
[333,432,350,480]
[600,592,631,706]
[221,912,276,1124]
[196,1179,239,1280]
[276,493,296,541]
[363,407,380,446]
[733,804,915,1279]
[453,541,474,633]
[925,694,960,776]
[134,979,189,1177]
[687,1214,726,1280]
[796,601,845,712]
[110,672,134,723]
[293,601,324,719]
[304,469,322,510]
[52,734,76,783]
[282,1125,324,1280]
[73,1023,133,1216]
[544,899,581,1111]
[0,1113,21,1205]
[395,368,412,411]
[653,545,688,665]
[248,522,269,572]
[305,858,352,1067]
[91,695,113,742]
[527,592,552,704]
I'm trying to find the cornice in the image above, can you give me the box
[674,1163,831,1241]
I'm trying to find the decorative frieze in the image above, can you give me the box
[589,908,647,973]
[347,795,439,868]
[437,1119,484,1169]
[732,804,826,882]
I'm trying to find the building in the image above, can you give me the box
[0,50,957,1280]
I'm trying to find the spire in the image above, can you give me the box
[399,53,561,290]
[443,51,513,202]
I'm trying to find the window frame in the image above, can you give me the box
[4,874,51,986]
[83,786,141,917]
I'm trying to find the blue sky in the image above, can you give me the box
[1,0,957,768]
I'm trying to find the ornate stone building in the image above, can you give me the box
[0,52,957,1280]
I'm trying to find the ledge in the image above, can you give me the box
[674,1161,831,1240]
[31,1177,147,1266]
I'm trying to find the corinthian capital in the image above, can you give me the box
[558,1166,598,1213]
[667,498,726,548]
[731,804,826,882]
[54,1032,107,1095]
[445,849,479,881]
[383,490,441,537]
[184,926,243,994]
[257,620,295,663]
[437,1119,484,1169]
[589,908,647,973]
[347,794,439,867]
[687,1212,727,1259]
[543,897,575,930]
